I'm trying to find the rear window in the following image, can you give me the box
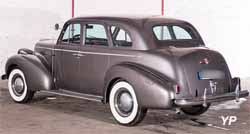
[153,25,196,40]
[173,26,192,39]
[153,26,172,40]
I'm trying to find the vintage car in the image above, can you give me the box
[1,16,249,126]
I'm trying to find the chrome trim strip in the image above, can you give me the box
[60,89,103,99]
[40,90,103,102]
[36,46,139,58]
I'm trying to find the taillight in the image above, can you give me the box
[174,85,181,94]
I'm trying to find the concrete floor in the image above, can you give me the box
[0,80,249,134]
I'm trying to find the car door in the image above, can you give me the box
[78,23,110,95]
[54,22,82,91]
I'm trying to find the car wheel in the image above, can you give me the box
[8,68,35,103]
[180,104,210,116]
[109,81,147,126]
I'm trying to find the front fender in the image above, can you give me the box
[5,54,53,91]
[104,63,175,109]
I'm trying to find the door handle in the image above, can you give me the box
[72,53,85,57]
[77,54,85,57]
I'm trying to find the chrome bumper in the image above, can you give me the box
[175,90,249,107]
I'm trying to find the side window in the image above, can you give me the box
[85,24,108,46]
[172,26,192,39]
[111,26,132,47]
[153,26,172,40]
[61,23,81,44]
[62,25,71,42]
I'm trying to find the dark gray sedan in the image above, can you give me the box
[2,16,249,126]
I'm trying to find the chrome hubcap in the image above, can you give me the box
[12,75,25,96]
[119,92,133,112]
[115,88,134,117]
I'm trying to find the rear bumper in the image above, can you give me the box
[175,90,249,107]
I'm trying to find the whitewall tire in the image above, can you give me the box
[8,69,34,103]
[109,81,147,126]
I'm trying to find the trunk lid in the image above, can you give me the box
[170,47,232,99]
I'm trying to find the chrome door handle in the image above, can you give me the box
[77,54,85,57]
[72,53,85,57]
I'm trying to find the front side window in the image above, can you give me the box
[153,25,195,41]
[62,23,81,44]
[111,26,132,47]
[85,24,108,46]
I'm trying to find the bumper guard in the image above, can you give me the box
[175,90,249,107]
[175,77,249,107]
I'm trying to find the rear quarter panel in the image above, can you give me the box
[103,48,178,109]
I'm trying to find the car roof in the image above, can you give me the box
[69,15,189,26]
[66,16,195,50]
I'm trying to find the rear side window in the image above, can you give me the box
[85,24,108,46]
[111,26,132,47]
[62,23,81,44]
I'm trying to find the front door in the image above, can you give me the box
[54,23,82,91]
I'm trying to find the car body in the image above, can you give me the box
[2,16,249,126]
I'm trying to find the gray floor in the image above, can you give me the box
[0,80,249,134]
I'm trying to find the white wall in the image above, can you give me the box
[0,0,249,78]
[0,0,70,74]
[75,0,160,16]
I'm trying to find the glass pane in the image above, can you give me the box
[111,26,132,47]
[62,25,72,42]
[173,26,192,39]
[153,26,171,40]
[86,24,107,39]
[126,33,132,42]
[85,24,108,46]
[116,29,126,41]
[71,24,81,44]
[62,24,81,44]
[72,24,81,36]
[116,29,132,42]
[111,26,116,34]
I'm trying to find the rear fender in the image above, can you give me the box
[5,54,53,91]
[104,63,175,109]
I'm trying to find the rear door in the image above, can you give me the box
[54,22,82,91]
[79,23,110,95]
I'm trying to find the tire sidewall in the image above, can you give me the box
[8,69,28,102]
[109,81,139,125]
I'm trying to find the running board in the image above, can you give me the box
[40,89,103,102]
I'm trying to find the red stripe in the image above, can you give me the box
[161,0,164,16]
[72,0,74,18]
